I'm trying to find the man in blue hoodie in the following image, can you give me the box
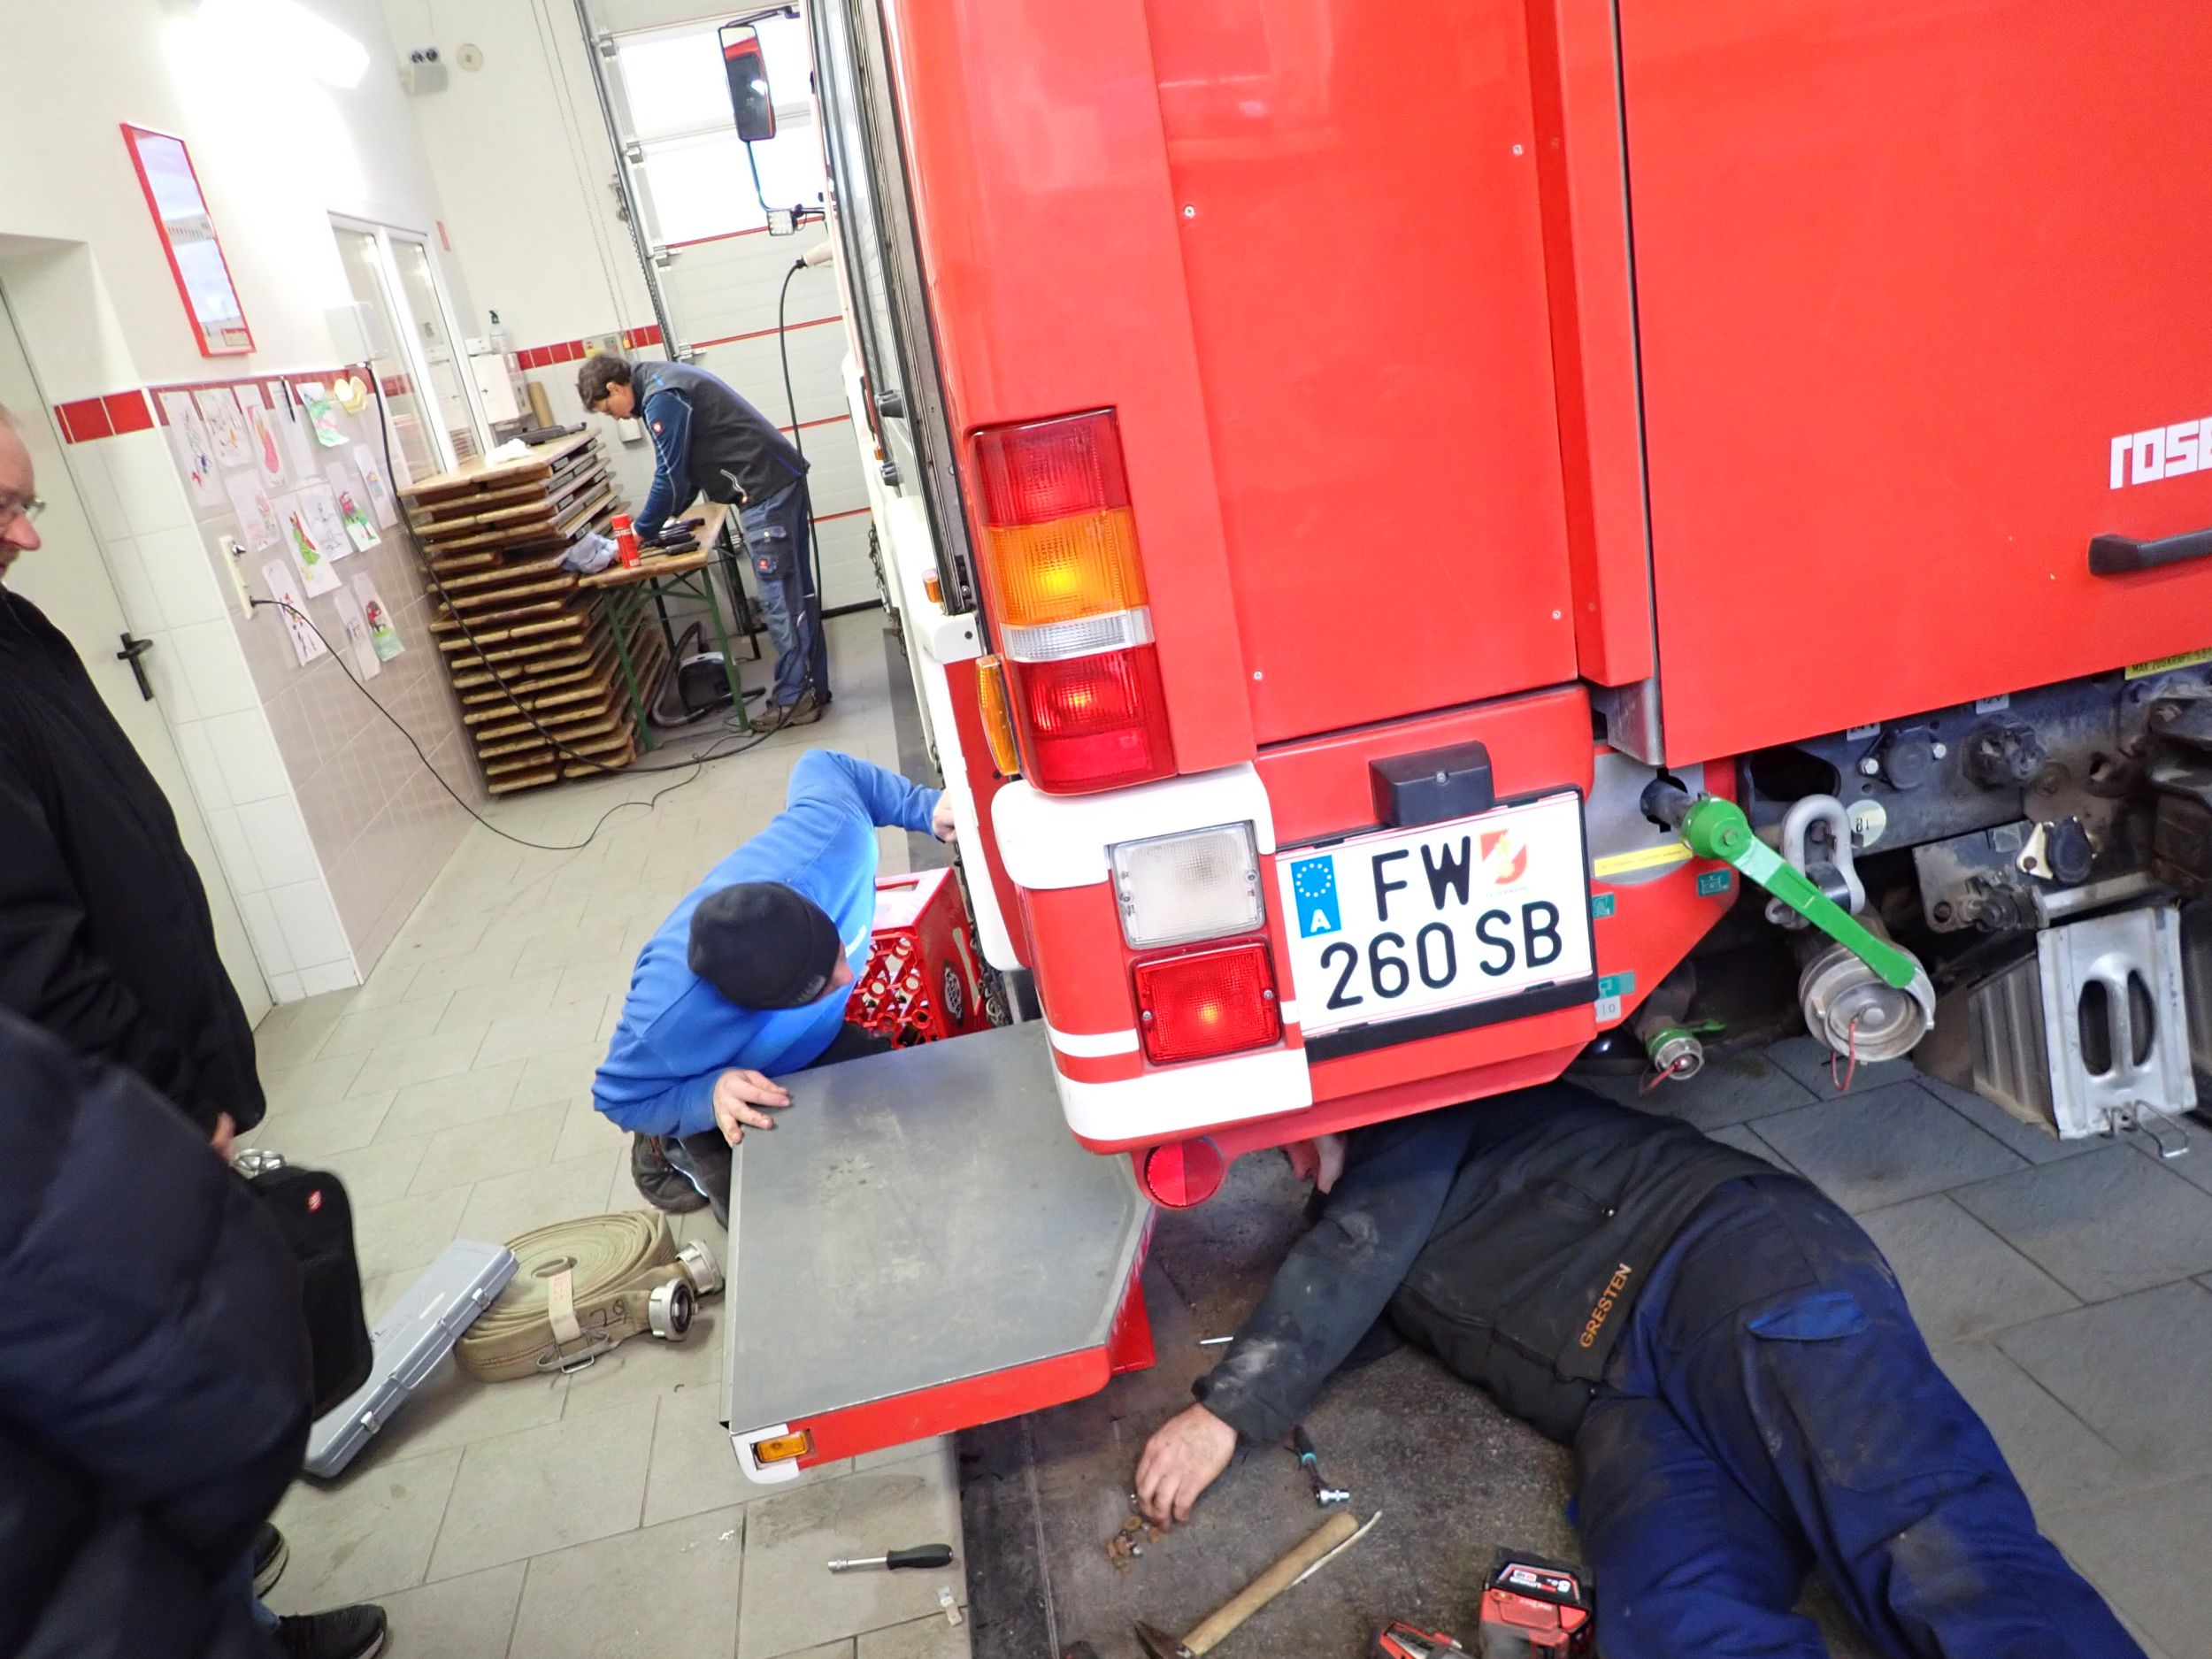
[595,749,954,1221]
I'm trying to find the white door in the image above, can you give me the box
[0,294,272,1025]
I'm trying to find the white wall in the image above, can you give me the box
[0,0,481,995]
[380,0,882,610]
[5,0,475,393]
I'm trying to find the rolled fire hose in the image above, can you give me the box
[456,1211,724,1382]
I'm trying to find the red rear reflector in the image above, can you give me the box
[1141,1138,1227,1208]
[1009,645,1176,794]
[973,411,1130,526]
[1133,941,1282,1065]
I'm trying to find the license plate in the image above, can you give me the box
[1279,791,1594,1039]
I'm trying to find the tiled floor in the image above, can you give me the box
[250,611,2212,1656]
[1584,1041,2212,1659]
[243,616,969,1659]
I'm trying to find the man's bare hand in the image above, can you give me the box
[1134,1402,1238,1531]
[210,1113,237,1162]
[931,796,957,843]
[713,1068,793,1146]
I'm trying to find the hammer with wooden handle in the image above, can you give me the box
[1133,1509,1360,1659]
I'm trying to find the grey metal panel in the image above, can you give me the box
[723,1021,1148,1432]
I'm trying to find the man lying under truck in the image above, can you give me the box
[593,748,955,1223]
[1134,1086,2140,1659]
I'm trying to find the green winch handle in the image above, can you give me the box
[1649,789,1920,992]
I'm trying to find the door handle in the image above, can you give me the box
[2088,526,2212,575]
[115,633,155,702]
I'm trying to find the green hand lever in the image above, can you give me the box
[1639,784,1920,992]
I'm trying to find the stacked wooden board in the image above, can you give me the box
[402,432,665,795]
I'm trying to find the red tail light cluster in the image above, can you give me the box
[970,410,1177,794]
[1133,941,1282,1065]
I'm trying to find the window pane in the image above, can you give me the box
[388,238,480,465]
[639,128,824,243]
[618,17,811,142]
[333,227,438,480]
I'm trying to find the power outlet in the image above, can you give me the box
[218,534,256,619]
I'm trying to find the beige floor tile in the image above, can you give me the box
[318,1133,434,1207]
[407,1103,570,1195]
[346,1356,572,1473]
[319,993,456,1059]
[376,1561,526,1659]
[860,1615,968,1659]
[350,1029,491,1097]
[512,1041,608,1112]
[406,938,529,1000]
[342,959,425,1012]
[504,1504,745,1659]
[459,1152,621,1243]
[642,1385,853,1528]
[735,1461,965,1658]
[377,1059,530,1142]
[243,1091,393,1160]
[268,1446,465,1610]
[560,1303,723,1421]
[554,1098,626,1164]
[438,967,565,1033]
[555,953,635,1010]
[480,1000,611,1069]
[253,994,359,1071]
[258,1050,373,1115]
[770,1645,854,1659]
[381,917,493,968]
[426,1398,658,1580]
[355,1186,471,1280]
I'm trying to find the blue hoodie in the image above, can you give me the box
[592,749,941,1137]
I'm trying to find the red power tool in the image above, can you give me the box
[1374,1622,1468,1657]
[1475,1550,1594,1656]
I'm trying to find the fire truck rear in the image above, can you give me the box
[717,0,2212,1477]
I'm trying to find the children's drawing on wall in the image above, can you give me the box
[239,392,288,488]
[223,472,281,553]
[196,388,250,470]
[297,481,353,563]
[296,381,348,448]
[159,392,225,510]
[260,560,327,667]
[331,586,381,680]
[326,462,382,552]
[281,499,342,598]
[355,453,399,529]
[351,573,403,662]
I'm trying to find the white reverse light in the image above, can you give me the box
[1110,823,1263,949]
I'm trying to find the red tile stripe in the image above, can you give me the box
[58,368,370,442]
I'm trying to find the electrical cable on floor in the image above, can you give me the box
[250,595,764,853]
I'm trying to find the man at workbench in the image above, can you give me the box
[577,352,827,732]
[1134,1087,2142,1659]
[592,748,955,1221]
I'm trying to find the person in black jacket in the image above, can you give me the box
[1134,1084,2141,1659]
[0,411,265,1148]
[0,1007,308,1658]
[578,354,828,731]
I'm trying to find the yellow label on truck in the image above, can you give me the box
[1591,842,1693,878]
[2125,647,2212,680]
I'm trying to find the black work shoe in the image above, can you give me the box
[276,1604,388,1659]
[252,1522,288,1596]
[631,1133,708,1214]
[665,1132,733,1229]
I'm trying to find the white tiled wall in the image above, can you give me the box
[81,426,359,1002]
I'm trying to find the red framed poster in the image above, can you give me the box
[120,124,255,357]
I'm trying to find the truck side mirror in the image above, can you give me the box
[720,25,776,142]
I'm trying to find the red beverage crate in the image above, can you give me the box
[854,866,992,1046]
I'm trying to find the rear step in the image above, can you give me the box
[722,1020,1155,1483]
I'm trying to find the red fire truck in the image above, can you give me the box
[716,0,2212,1481]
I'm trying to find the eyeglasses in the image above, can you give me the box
[0,496,44,529]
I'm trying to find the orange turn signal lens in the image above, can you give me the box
[975,655,1022,778]
[981,510,1147,628]
[752,1431,812,1464]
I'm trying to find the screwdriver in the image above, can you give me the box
[826,1542,955,1572]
